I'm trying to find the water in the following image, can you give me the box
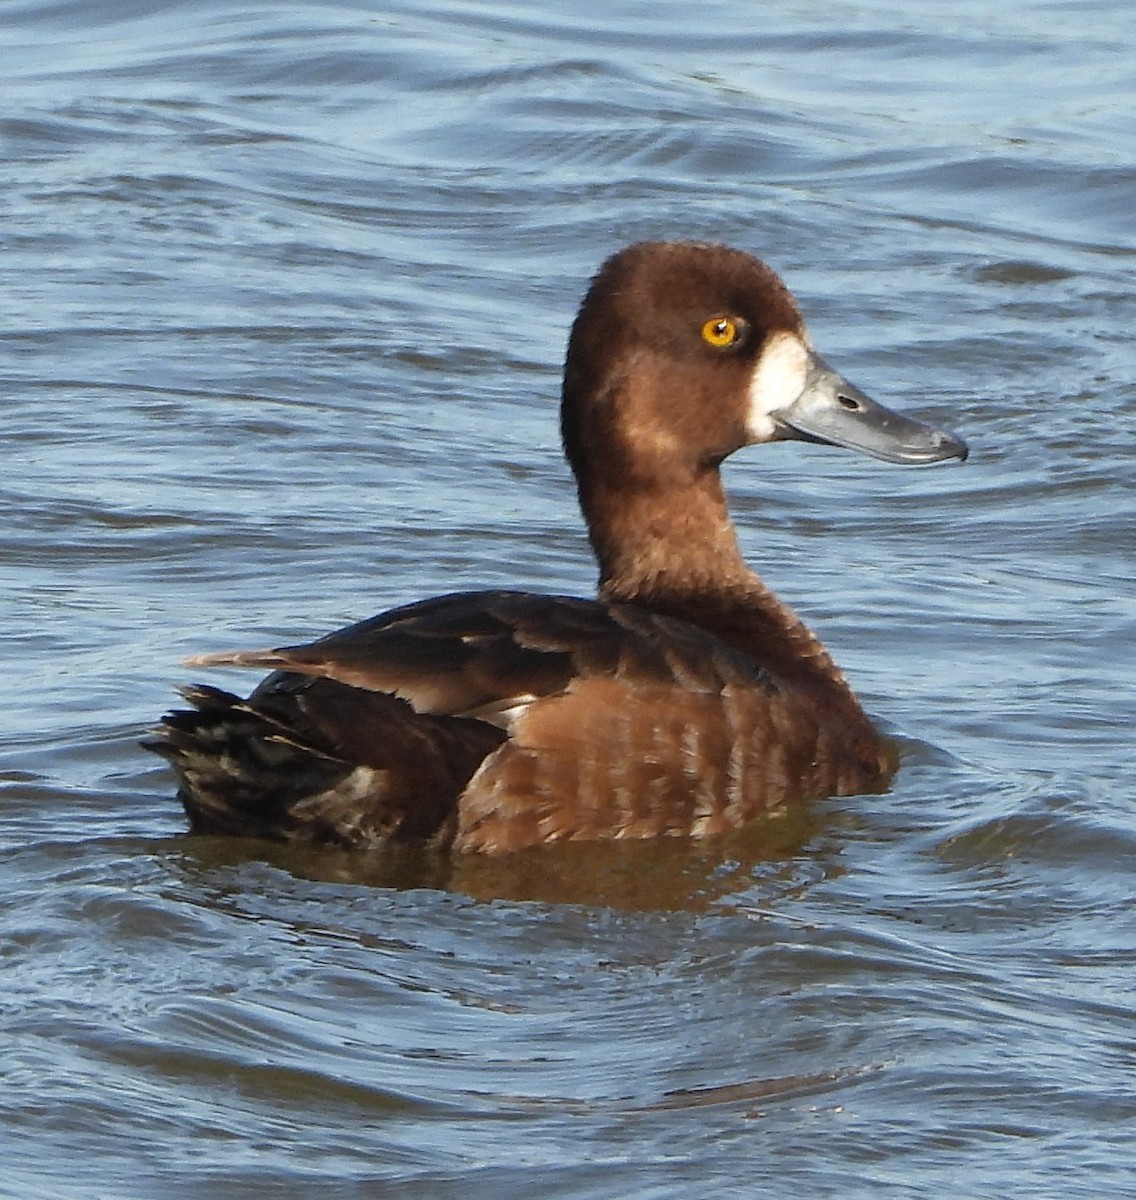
[2,1,1134,1196]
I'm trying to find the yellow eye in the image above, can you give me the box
[701,316,741,348]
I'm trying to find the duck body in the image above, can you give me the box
[148,242,966,855]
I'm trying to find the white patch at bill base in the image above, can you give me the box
[745,331,810,442]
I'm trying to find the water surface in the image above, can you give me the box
[2,2,1134,1197]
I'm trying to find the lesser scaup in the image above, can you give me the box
[147,241,966,853]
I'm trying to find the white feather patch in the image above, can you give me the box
[745,331,809,442]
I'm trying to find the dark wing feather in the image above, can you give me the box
[186,590,770,728]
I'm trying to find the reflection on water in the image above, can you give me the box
[174,800,827,911]
[2,0,1135,1196]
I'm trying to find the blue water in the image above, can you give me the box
[2,2,1134,1197]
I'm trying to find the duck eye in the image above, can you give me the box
[701,316,741,349]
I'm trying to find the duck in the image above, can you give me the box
[146,241,967,855]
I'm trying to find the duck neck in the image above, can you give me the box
[581,464,854,696]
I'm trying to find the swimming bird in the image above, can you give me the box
[146,241,966,854]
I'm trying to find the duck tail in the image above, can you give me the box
[143,680,505,849]
[142,684,351,841]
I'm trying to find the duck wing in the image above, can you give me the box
[185,589,764,728]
